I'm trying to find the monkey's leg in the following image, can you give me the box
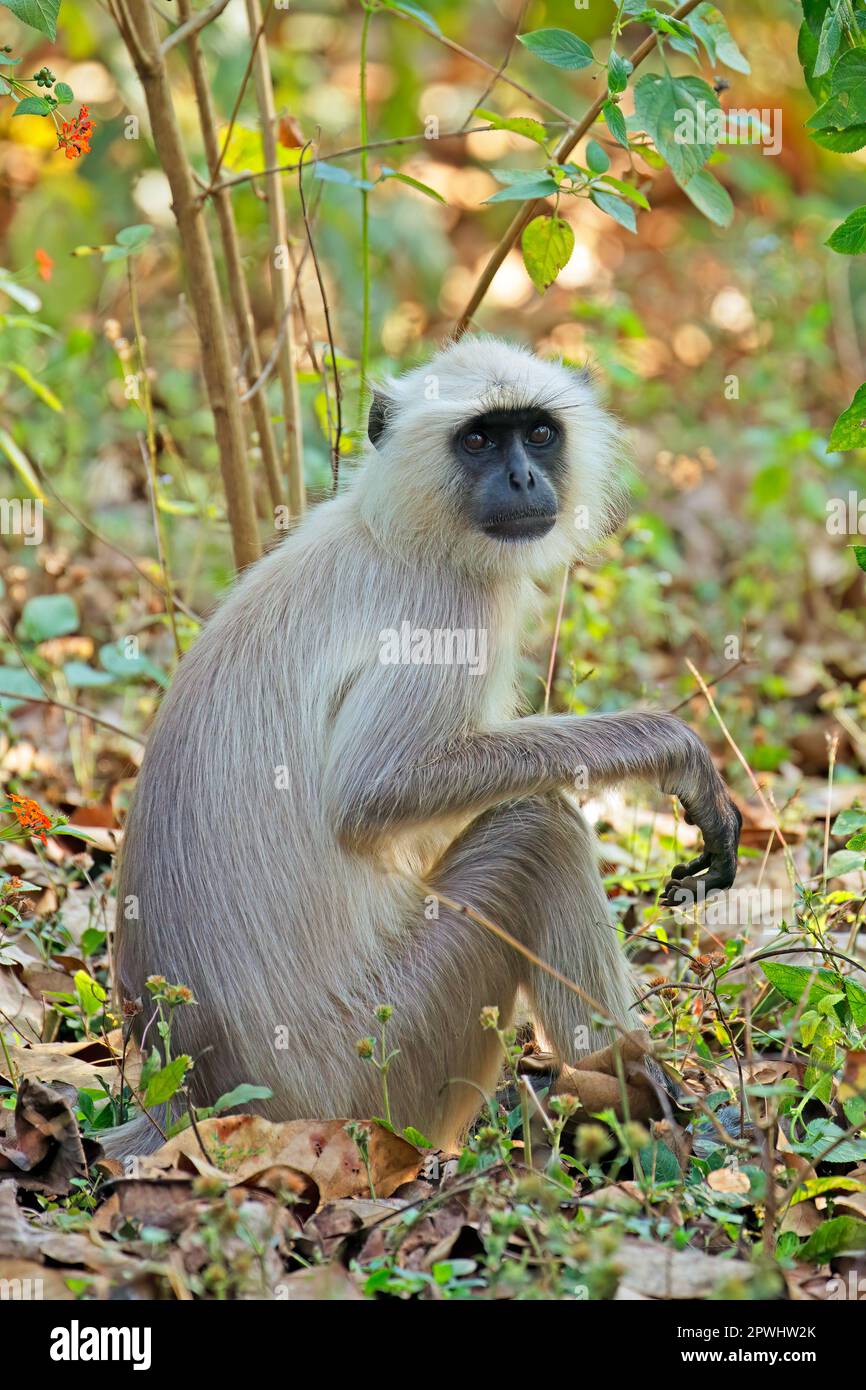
[377,792,634,1149]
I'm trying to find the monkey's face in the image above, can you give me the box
[455,408,563,543]
[361,337,627,576]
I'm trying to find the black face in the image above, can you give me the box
[456,408,563,542]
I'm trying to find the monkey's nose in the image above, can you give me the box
[508,467,535,491]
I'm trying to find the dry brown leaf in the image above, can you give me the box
[706,1166,751,1195]
[0,1078,87,1194]
[551,1030,663,1123]
[614,1238,755,1299]
[142,1115,422,1203]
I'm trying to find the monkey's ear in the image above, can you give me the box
[367,391,391,448]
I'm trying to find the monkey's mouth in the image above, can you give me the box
[480,508,557,542]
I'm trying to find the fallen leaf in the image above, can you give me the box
[141,1115,422,1203]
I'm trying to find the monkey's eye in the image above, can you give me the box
[462,430,491,453]
[527,422,554,446]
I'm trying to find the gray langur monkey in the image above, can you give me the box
[107,337,741,1155]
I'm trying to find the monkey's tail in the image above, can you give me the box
[98,1108,168,1159]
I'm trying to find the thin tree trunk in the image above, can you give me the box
[177,0,285,514]
[244,0,306,517]
[115,0,261,569]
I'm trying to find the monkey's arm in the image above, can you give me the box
[324,705,740,897]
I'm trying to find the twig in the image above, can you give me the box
[299,151,342,484]
[0,689,144,745]
[453,0,704,336]
[161,0,232,53]
[244,0,306,516]
[389,6,575,124]
[34,468,200,623]
[129,263,182,660]
[176,0,286,512]
[543,564,569,715]
[685,657,788,852]
[204,125,551,197]
[667,655,751,714]
[460,0,531,131]
[202,0,271,195]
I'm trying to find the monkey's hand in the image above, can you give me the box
[661,768,742,907]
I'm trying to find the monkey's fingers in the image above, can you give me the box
[669,852,712,882]
[661,855,737,907]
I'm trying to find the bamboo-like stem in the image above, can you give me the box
[244,0,306,517]
[453,0,703,337]
[176,0,285,514]
[116,0,261,570]
[128,261,182,661]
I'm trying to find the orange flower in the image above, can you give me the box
[57,105,94,161]
[6,793,52,844]
[35,248,53,282]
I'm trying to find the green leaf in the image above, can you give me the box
[74,970,106,1018]
[590,189,637,233]
[143,1055,191,1108]
[7,362,63,412]
[813,6,842,77]
[518,29,594,71]
[829,383,866,450]
[827,207,866,255]
[790,1118,866,1165]
[13,94,52,117]
[807,50,866,133]
[639,1139,681,1184]
[832,807,866,836]
[633,72,720,186]
[402,1125,433,1148]
[797,1216,866,1263]
[379,0,441,35]
[0,425,46,499]
[761,960,866,1026]
[62,661,114,689]
[681,169,734,228]
[379,167,446,203]
[827,849,866,876]
[0,0,60,39]
[596,174,650,208]
[521,214,574,291]
[586,139,610,174]
[847,831,866,851]
[19,593,79,642]
[116,224,154,250]
[99,639,169,689]
[211,1083,274,1113]
[607,50,631,96]
[798,19,831,103]
[485,174,559,204]
[854,545,866,573]
[800,1217,866,1262]
[811,124,866,153]
[690,3,750,74]
[0,664,41,712]
[314,163,375,190]
[602,99,629,149]
[53,80,73,104]
[474,108,548,146]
